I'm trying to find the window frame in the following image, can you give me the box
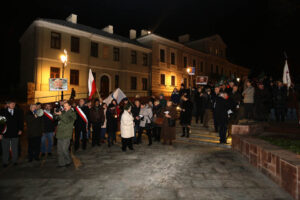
[131,50,137,64]
[90,42,98,57]
[71,36,80,53]
[160,49,165,63]
[160,74,165,85]
[171,52,176,65]
[142,53,148,66]
[142,78,147,91]
[70,69,79,85]
[171,76,175,86]
[130,76,137,90]
[50,67,60,78]
[50,32,61,49]
[113,47,120,61]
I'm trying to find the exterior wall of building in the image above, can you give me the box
[20,20,151,103]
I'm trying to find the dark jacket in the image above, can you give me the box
[0,108,23,138]
[43,111,56,133]
[89,106,104,125]
[106,104,118,133]
[215,96,230,125]
[171,92,180,104]
[203,93,213,110]
[26,111,43,138]
[132,105,141,126]
[180,99,193,125]
[272,86,287,109]
[74,105,90,128]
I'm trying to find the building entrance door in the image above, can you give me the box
[100,75,109,98]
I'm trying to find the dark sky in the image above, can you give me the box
[3,0,300,92]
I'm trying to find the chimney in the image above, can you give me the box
[129,29,137,40]
[102,25,114,34]
[66,14,77,24]
[141,29,151,37]
[178,34,190,43]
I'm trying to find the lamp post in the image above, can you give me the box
[60,49,68,101]
[187,67,192,95]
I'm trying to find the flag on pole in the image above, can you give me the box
[103,88,127,104]
[282,60,291,88]
[88,69,96,99]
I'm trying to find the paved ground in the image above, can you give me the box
[0,136,293,200]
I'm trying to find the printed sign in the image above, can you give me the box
[196,76,208,85]
[49,78,68,91]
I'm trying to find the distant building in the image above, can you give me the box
[20,14,249,103]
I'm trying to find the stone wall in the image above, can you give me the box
[232,135,300,200]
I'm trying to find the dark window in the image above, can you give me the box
[50,32,61,49]
[131,50,137,64]
[200,62,204,72]
[193,59,196,68]
[71,36,80,53]
[113,47,120,61]
[90,42,98,57]
[160,74,165,85]
[171,76,175,86]
[211,64,214,73]
[160,49,165,62]
[142,78,147,90]
[50,67,60,78]
[115,75,119,88]
[171,52,175,65]
[70,69,79,85]
[142,53,148,66]
[216,65,219,74]
[183,56,187,68]
[131,77,137,90]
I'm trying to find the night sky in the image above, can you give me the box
[3,0,300,94]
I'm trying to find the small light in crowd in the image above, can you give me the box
[147,31,151,34]
[187,68,191,73]
[236,77,240,82]
[176,106,181,111]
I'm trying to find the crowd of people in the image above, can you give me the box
[0,76,299,168]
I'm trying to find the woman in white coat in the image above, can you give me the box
[120,104,134,151]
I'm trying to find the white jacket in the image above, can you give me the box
[120,110,134,138]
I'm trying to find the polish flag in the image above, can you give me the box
[282,60,291,88]
[88,69,96,99]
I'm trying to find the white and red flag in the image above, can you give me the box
[282,60,291,88]
[88,69,96,99]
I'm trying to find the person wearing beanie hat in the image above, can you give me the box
[120,105,134,151]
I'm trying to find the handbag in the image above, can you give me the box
[154,117,164,125]
[168,118,176,127]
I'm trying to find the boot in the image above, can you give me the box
[181,127,186,137]
[186,127,190,138]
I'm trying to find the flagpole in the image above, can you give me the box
[96,88,101,100]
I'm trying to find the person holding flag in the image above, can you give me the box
[74,99,89,151]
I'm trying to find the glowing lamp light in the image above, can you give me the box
[60,55,67,63]
[236,77,240,82]
[187,68,191,73]
[147,31,151,34]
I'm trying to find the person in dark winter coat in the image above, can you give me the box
[26,104,44,162]
[74,99,90,150]
[180,95,193,138]
[159,94,167,108]
[131,99,141,143]
[203,88,213,128]
[272,80,287,122]
[254,83,270,121]
[287,86,299,121]
[89,99,105,147]
[152,100,164,142]
[41,104,56,156]
[171,88,180,105]
[161,100,177,145]
[106,100,119,147]
[214,92,230,144]
[212,86,220,132]
[0,100,23,167]
[194,87,205,124]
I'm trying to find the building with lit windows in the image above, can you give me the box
[20,14,249,103]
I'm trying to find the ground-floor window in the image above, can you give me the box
[50,67,60,78]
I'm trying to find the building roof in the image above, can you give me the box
[38,18,149,49]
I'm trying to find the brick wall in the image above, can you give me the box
[232,135,300,200]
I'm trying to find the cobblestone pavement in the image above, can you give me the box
[0,138,293,200]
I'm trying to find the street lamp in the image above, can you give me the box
[60,49,68,100]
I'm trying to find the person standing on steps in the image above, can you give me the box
[106,100,118,147]
[215,92,230,144]
[180,94,193,138]
[89,99,105,147]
